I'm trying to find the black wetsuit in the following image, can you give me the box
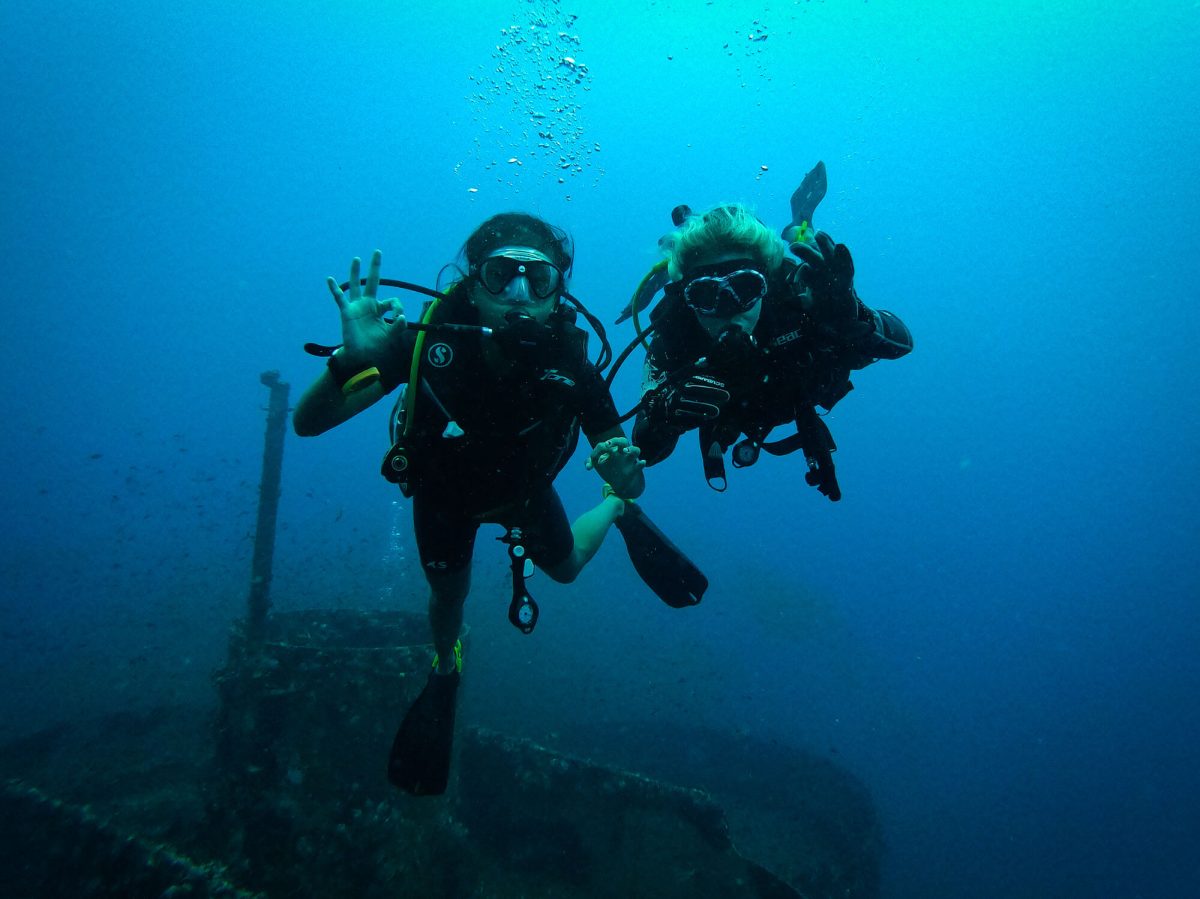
[378,298,619,572]
[633,260,912,491]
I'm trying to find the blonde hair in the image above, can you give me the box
[661,203,786,280]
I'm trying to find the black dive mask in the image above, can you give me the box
[680,259,767,317]
[474,253,563,299]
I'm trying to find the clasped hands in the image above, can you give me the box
[585,437,645,499]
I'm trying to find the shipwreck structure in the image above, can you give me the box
[0,373,882,897]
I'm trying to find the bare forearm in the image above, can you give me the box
[293,370,385,436]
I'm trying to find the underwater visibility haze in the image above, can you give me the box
[2,1,1199,896]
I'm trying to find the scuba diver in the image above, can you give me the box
[294,213,703,796]
[618,163,913,498]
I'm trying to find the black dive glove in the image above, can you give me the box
[643,374,730,428]
[789,230,873,343]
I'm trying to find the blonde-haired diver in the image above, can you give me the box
[626,162,913,497]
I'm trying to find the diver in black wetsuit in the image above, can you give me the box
[632,201,913,499]
[294,213,646,794]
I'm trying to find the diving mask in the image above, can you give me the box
[475,246,563,300]
[681,260,768,317]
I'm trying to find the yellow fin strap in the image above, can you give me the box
[432,639,464,674]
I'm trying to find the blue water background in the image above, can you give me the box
[3,1,1198,896]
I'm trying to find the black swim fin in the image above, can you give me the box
[616,260,670,325]
[387,669,460,795]
[788,160,828,238]
[614,504,708,608]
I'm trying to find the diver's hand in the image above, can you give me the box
[643,375,730,428]
[326,250,407,365]
[585,437,645,497]
[789,231,871,342]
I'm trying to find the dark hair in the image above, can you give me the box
[461,212,574,276]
